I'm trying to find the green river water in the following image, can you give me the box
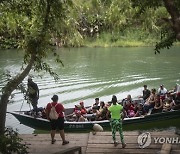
[0,47,180,133]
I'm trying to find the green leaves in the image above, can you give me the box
[155,30,176,54]
[0,128,28,154]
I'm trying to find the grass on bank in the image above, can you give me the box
[82,29,160,47]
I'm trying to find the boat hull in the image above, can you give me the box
[8,110,180,132]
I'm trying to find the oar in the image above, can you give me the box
[19,100,25,114]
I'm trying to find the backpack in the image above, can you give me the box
[49,103,59,120]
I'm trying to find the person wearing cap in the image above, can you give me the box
[158,85,167,96]
[45,95,69,145]
[26,77,39,115]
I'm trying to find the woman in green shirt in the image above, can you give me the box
[106,95,126,148]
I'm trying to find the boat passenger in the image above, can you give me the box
[97,101,105,113]
[168,84,179,100]
[162,98,175,112]
[93,97,100,109]
[73,102,87,121]
[87,97,100,114]
[124,97,135,118]
[134,103,147,117]
[151,94,163,114]
[79,101,87,114]
[139,85,151,103]
[144,88,156,113]
[96,102,108,120]
[158,85,167,101]
[172,91,180,110]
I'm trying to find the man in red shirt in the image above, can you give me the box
[46,95,69,145]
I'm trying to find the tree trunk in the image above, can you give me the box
[163,0,180,40]
[0,0,52,135]
[0,54,35,135]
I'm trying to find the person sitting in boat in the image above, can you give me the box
[144,88,156,113]
[158,84,167,101]
[134,103,147,117]
[87,97,100,114]
[172,91,180,110]
[162,98,175,112]
[124,96,135,118]
[122,94,133,107]
[73,102,87,121]
[96,101,108,120]
[168,84,179,100]
[151,94,163,114]
[97,101,105,113]
[79,101,87,114]
[96,106,108,121]
[105,101,112,108]
[93,97,100,109]
[139,85,151,103]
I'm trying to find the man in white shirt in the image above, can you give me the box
[158,84,167,96]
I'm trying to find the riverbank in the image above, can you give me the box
[1,30,180,49]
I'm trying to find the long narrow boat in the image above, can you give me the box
[8,108,180,132]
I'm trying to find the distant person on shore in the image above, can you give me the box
[106,95,126,148]
[26,77,39,115]
[45,95,69,145]
[139,85,151,103]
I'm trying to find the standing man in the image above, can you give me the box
[106,95,126,148]
[46,95,69,145]
[26,77,39,115]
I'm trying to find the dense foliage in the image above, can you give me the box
[0,128,28,154]
[0,0,73,135]
[1,0,178,49]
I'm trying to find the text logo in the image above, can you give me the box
[137,132,151,148]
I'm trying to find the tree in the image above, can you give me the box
[0,0,72,135]
[132,0,180,53]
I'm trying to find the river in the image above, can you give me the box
[0,47,180,134]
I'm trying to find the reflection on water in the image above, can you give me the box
[0,47,180,134]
